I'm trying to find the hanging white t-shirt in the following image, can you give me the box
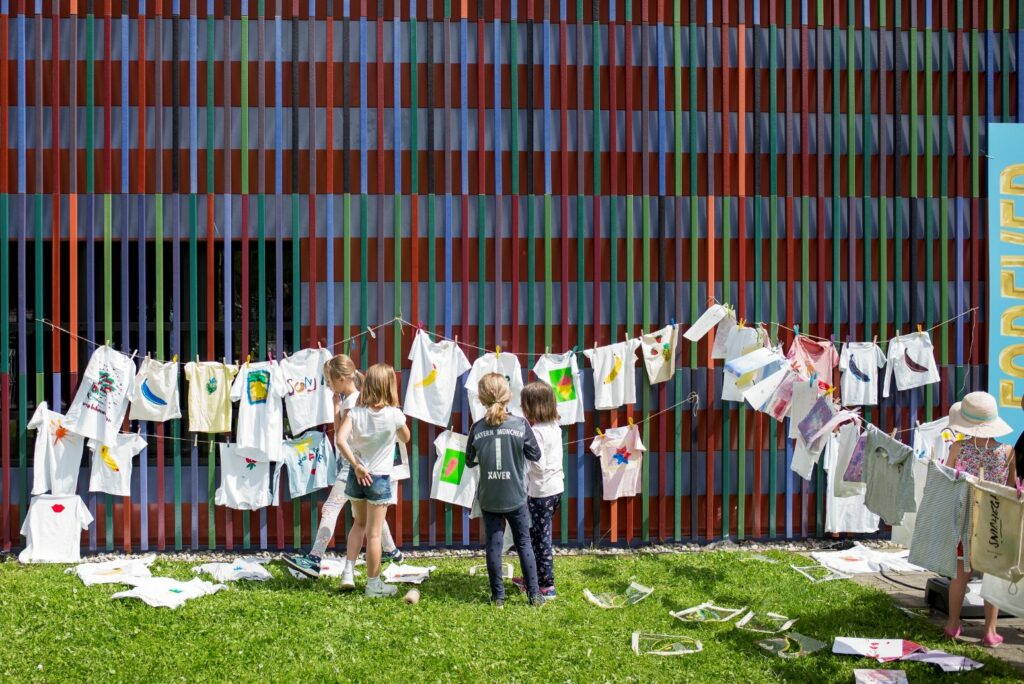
[28,401,86,496]
[87,433,148,497]
[465,352,524,422]
[787,381,821,440]
[431,430,479,509]
[279,348,334,435]
[823,434,880,534]
[215,443,274,510]
[348,405,407,476]
[532,351,585,425]
[279,430,338,499]
[839,343,886,406]
[639,325,680,385]
[787,336,840,388]
[527,422,565,499]
[184,362,239,433]
[721,326,763,402]
[231,361,288,462]
[403,330,472,428]
[128,357,182,422]
[64,345,136,443]
[111,576,227,609]
[589,425,646,501]
[18,494,94,564]
[584,339,641,411]
[883,332,941,398]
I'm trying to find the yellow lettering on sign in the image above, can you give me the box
[1000,164,1024,194]
[1003,306,1024,336]
[1000,200,1024,230]
[1003,256,1024,299]
[999,344,1024,378]
[1000,380,1023,409]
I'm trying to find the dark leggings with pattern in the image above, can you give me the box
[528,494,561,588]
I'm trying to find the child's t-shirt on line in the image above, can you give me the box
[231,361,288,461]
[128,357,182,422]
[465,415,541,513]
[87,433,148,497]
[465,352,524,422]
[839,342,886,406]
[589,425,646,501]
[215,443,275,510]
[347,406,407,476]
[63,345,136,444]
[431,430,479,509]
[532,351,585,425]
[584,339,641,411]
[28,401,86,496]
[527,422,565,499]
[787,336,839,388]
[279,348,334,435]
[883,332,941,398]
[185,362,239,433]
[18,494,94,564]
[279,430,338,499]
[639,324,680,385]
[403,330,472,428]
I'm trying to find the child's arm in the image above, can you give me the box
[945,441,961,470]
[522,422,542,462]
[337,415,372,486]
[394,411,411,444]
[465,428,478,468]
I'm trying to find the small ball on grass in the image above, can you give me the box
[404,589,420,605]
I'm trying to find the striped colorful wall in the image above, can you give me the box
[0,1,1016,554]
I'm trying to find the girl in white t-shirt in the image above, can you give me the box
[283,355,402,582]
[337,364,410,597]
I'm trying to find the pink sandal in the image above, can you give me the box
[982,633,1004,648]
[944,625,962,640]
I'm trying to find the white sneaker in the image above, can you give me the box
[365,578,398,598]
[339,567,356,590]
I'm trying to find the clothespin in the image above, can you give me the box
[317,339,322,349]
[917,324,923,334]
[172,354,178,363]
[738,318,745,328]
[670,317,676,327]
[193,434,199,447]
[196,354,200,364]
[368,325,377,340]
[825,386,837,396]
[495,345,502,359]
[793,324,800,337]
[130,349,138,361]
[596,427,604,437]
[267,349,273,362]
[545,345,550,354]
[627,416,634,427]
[246,353,252,365]
[872,334,878,346]
[891,427,898,439]
[106,339,112,347]
[222,357,227,366]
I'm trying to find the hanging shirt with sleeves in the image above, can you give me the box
[63,345,137,443]
[465,352,524,422]
[787,381,820,440]
[863,427,918,526]
[823,433,880,534]
[231,361,289,461]
[839,342,886,406]
[465,415,541,513]
[28,401,86,496]
[431,430,480,509]
[589,425,647,501]
[279,430,338,499]
[883,332,941,397]
[833,423,866,498]
[532,351,585,425]
[891,418,958,546]
[527,422,565,499]
[128,357,182,422]
[347,406,407,476]
[185,362,239,433]
[18,494,94,564]
[215,443,274,510]
[584,339,641,411]
[787,336,840,388]
[279,348,334,435]
[403,330,472,428]
[87,433,148,497]
[639,324,680,385]
[908,461,973,578]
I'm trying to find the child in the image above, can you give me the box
[942,391,1017,647]
[283,355,403,581]
[336,363,410,597]
[518,382,564,599]
[465,373,544,607]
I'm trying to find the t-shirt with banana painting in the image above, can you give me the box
[403,330,472,428]
[584,339,641,411]
[87,433,148,497]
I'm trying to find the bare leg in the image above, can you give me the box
[945,565,972,634]
[983,599,1000,639]
[363,503,389,579]
[346,500,367,563]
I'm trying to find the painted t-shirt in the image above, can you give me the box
[584,339,641,411]
[231,361,288,462]
[214,443,274,510]
[823,433,880,535]
[403,330,472,428]
[18,494,94,564]
[465,352,524,422]
[184,362,239,434]
[87,433,148,497]
[279,430,338,500]
[882,332,941,398]
[589,425,646,501]
[279,348,334,435]
[431,430,479,509]
[64,345,136,443]
[348,406,407,476]
[128,357,182,422]
[786,336,839,388]
[839,343,886,407]
[532,351,585,425]
[110,577,227,609]
[640,325,680,385]
[28,401,86,496]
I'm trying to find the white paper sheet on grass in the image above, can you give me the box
[809,543,924,575]
[833,638,921,663]
[382,563,436,585]
[66,554,157,586]
[469,563,514,579]
[853,670,908,684]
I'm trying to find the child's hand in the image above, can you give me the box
[354,463,373,486]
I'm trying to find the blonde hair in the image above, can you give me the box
[520,381,559,425]
[357,364,400,408]
[478,373,512,426]
[323,354,364,391]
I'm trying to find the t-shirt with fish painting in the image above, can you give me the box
[589,425,646,501]
[63,345,136,444]
[18,494,94,564]
[532,351,585,425]
[185,362,239,433]
[403,330,472,428]
[279,348,334,435]
[87,433,148,497]
[584,340,641,411]
[231,361,289,462]
[839,343,886,406]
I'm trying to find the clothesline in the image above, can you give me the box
[561,392,702,448]
[768,307,979,343]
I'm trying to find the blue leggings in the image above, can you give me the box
[483,504,539,601]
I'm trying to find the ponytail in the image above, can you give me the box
[478,373,512,427]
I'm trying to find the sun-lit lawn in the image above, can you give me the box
[0,549,1018,682]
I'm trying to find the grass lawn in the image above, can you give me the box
[0,549,1019,683]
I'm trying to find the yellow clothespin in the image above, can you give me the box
[172,354,178,363]
[825,386,837,396]
[917,324,923,333]
[596,428,604,437]
[495,345,502,359]
[738,319,745,328]
[246,353,252,365]
[627,416,634,427]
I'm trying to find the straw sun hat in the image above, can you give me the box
[947,392,1013,439]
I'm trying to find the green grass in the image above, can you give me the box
[0,550,1018,682]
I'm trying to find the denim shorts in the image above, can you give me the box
[344,469,391,506]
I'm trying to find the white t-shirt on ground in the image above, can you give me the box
[231,361,288,462]
[111,577,227,609]
[64,345,136,443]
[532,351,585,425]
[18,494,94,564]
[527,422,565,499]
[215,443,275,510]
[129,357,182,422]
[348,406,407,476]
[584,339,641,411]
[403,330,472,428]
[184,362,239,433]
[839,342,886,406]
[465,352,524,422]
[589,425,646,501]
[430,430,479,509]
[279,348,334,435]
[639,325,680,385]
[87,433,148,497]
[28,401,86,496]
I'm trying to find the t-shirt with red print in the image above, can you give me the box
[787,336,839,388]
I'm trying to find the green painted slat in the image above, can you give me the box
[721,197,730,541]
[544,194,553,350]
[940,11,950,366]
[673,0,683,542]
[101,193,112,550]
[292,192,301,548]
[411,12,421,549]
[642,194,651,543]
[768,19,779,538]
[924,17,934,421]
